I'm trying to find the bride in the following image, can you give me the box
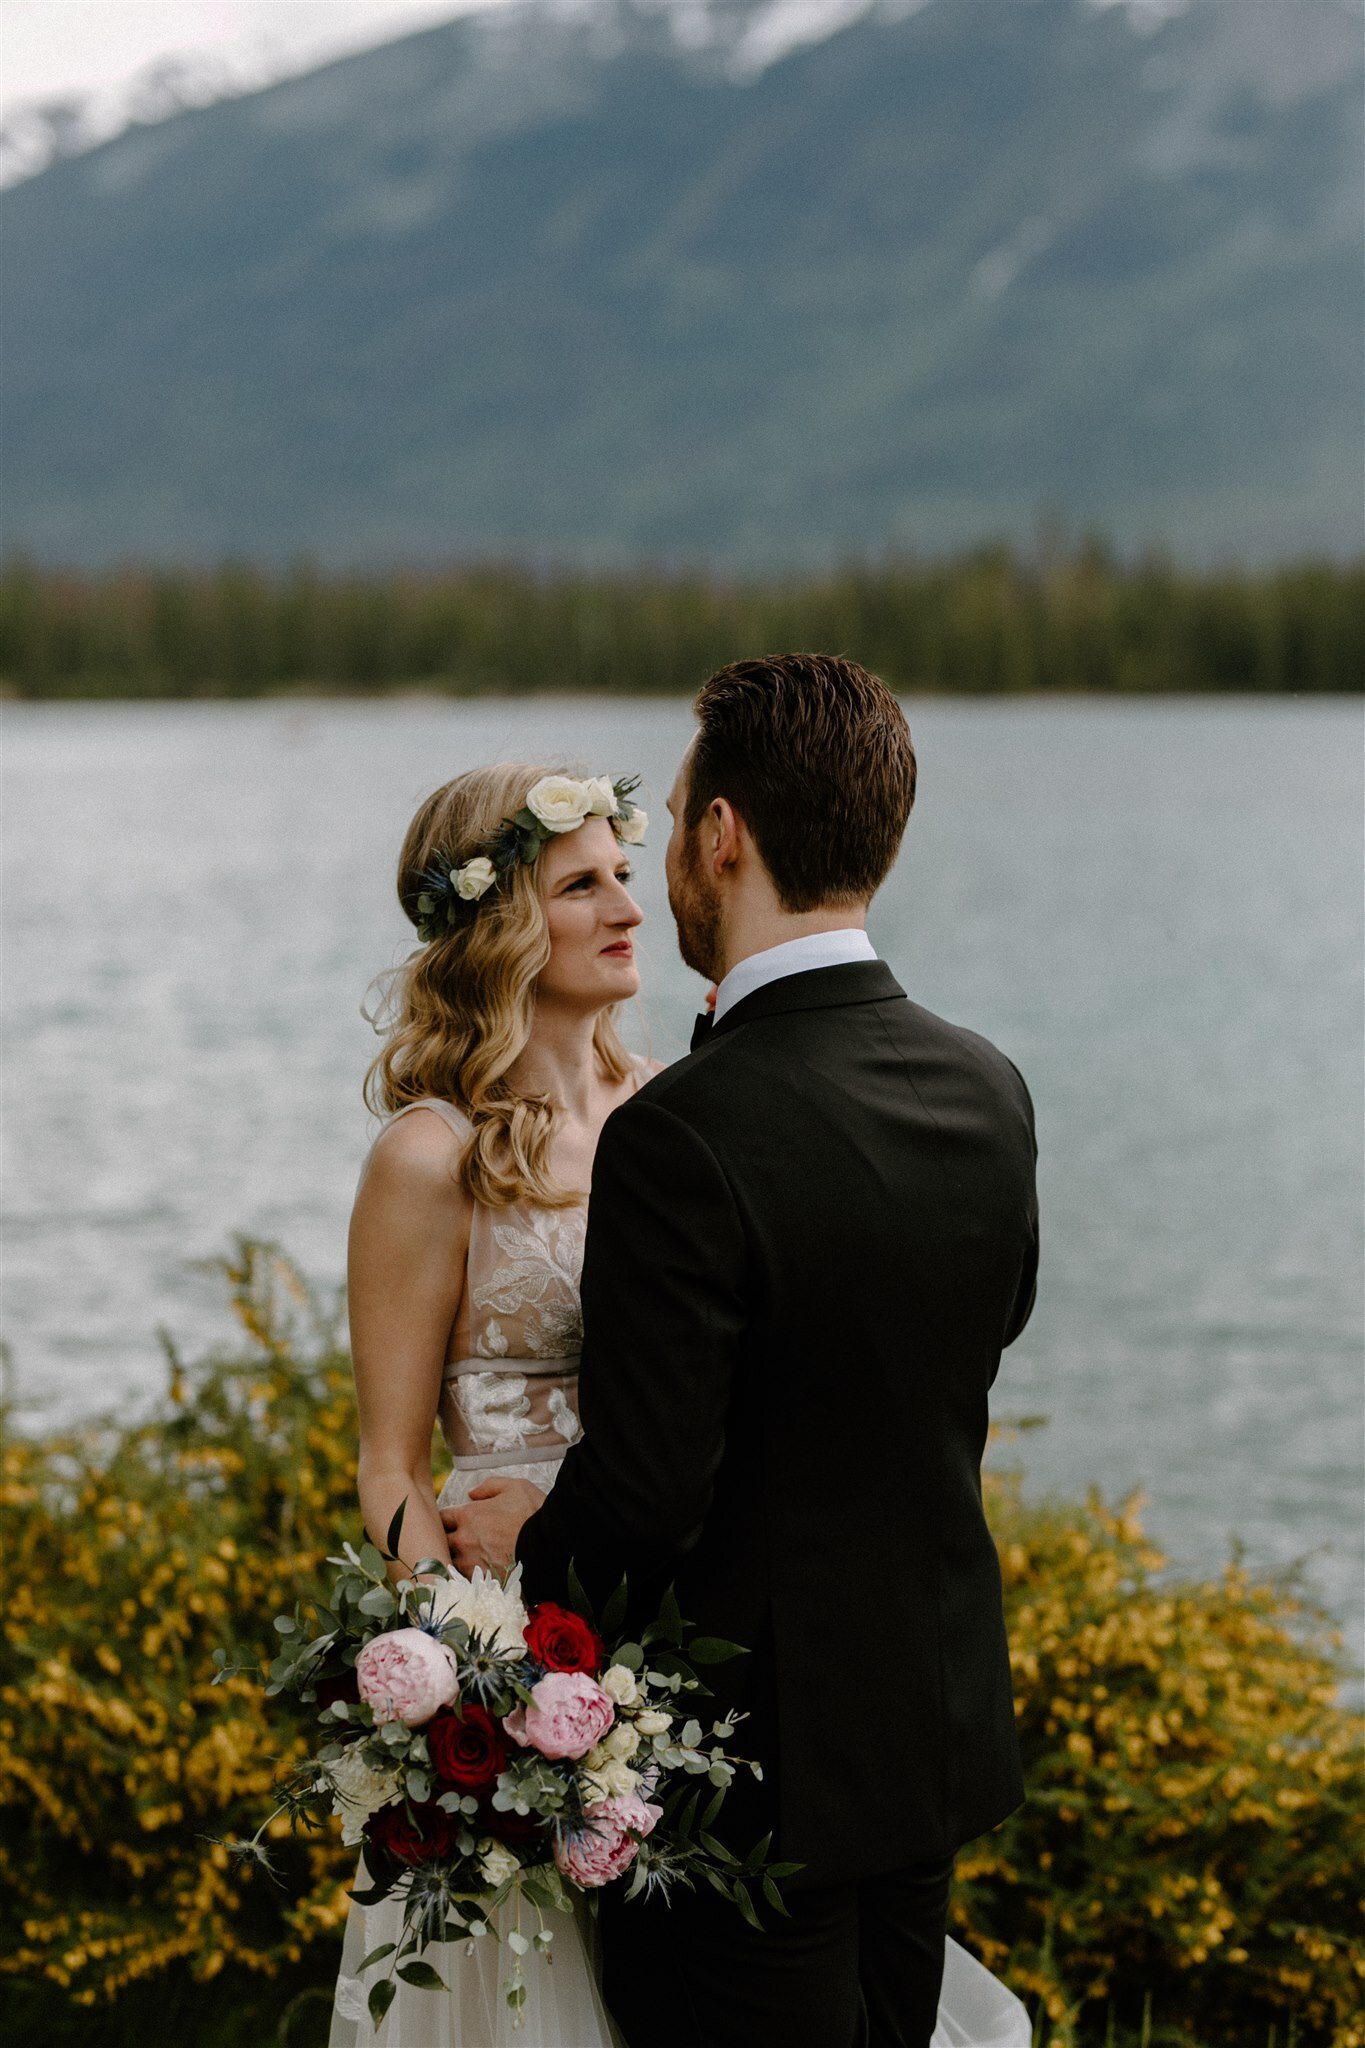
[328,761,1029,2047]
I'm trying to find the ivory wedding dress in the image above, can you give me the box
[329,1081,1030,2048]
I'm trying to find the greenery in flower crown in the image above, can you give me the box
[413,774,645,943]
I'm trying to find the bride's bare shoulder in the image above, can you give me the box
[358,1102,471,1205]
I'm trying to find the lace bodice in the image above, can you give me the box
[372,1064,654,1482]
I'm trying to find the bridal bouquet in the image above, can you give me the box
[215,1506,792,2025]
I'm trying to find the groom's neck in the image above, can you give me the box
[716,899,869,984]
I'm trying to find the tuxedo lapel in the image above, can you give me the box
[689,1010,714,1051]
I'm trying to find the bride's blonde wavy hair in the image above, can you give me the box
[364,762,632,1208]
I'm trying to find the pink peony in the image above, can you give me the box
[356,1627,459,1726]
[553,1793,663,1888]
[504,1670,615,1760]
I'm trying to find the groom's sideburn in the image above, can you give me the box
[516,961,1039,2047]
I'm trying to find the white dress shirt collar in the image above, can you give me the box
[710,928,877,1028]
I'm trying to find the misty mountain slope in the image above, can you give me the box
[3,0,1361,567]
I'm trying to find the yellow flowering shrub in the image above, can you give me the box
[2,1243,1360,2045]
[0,1244,361,2017]
[958,1467,1364,2046]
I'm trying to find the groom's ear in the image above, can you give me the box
[707,796,744,875]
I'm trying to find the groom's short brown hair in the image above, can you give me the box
[685,653,916,912]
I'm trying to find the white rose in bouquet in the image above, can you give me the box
[600,1663,640,1707]
[479,1838,523,1887]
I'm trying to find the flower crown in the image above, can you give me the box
[413,774,647,943]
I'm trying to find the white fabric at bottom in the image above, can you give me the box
[329,1862,623,2048]
[933,1938,1031,2048]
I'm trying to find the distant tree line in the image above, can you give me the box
[0,547,1360,698]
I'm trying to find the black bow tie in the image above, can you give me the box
[689,1010,714,1052]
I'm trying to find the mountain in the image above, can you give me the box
[2,0,1361,569]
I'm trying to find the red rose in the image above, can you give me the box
[427,1703,507,1796]
[479,1799,545,1848]
[525,1603,604,1675]
[365,1799,457,1867]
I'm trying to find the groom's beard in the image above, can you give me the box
[668,830,724,983]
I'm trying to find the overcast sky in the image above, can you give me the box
[0,1,501,118]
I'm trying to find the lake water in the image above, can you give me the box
[3,699,1362,1656]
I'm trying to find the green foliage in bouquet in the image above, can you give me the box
[222,1501,786,2025]
[1,1242,1361,2046]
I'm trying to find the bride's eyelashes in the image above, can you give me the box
[559,866,633,894]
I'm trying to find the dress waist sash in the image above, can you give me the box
[437,1354,583,1469]
[442,1353,581,1380]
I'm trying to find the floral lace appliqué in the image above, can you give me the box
[454,1371,533,1454]
[547,1387,581,1444]
[470,1207,586,1359]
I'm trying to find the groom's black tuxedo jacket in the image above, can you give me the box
[516,960,1038,1885]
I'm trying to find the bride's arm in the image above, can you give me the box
[348,1110,471,1582]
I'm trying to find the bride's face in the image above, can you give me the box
[535,818,644,1011]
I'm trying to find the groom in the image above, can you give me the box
[445,654,1039,2048]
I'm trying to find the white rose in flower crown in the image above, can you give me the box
[615,805,648,846]
[583,775,619,818]
[326,1746,401,1847]
[526,775,595,833]
[454,856,497,900]
[479,1838,523,1887]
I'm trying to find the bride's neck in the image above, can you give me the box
[506,1004,605,1122]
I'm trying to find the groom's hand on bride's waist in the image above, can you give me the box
[441,1476,545,1576]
